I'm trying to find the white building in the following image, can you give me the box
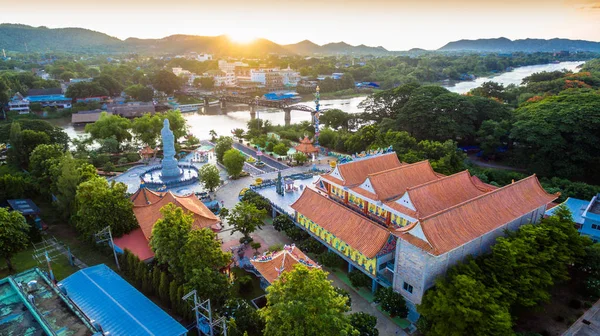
[218,60,248,73]
[196,54,213,62]
[8,93,30,114]
[250,66,300,88]
[204,70,236,87]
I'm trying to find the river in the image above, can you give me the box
[53,61,585,140]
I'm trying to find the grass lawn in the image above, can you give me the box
[330,267,375,303]
[1,197,118,281]
[231,266,265,301]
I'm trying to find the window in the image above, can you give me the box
[593,224,599,230]
[403,282,413,294]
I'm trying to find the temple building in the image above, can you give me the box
[250,244,320,289]
[113,187,221,261]
[259,152,558,320]
[294,136,319,158]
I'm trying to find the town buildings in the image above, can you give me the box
[258,152,557,319]
[546,194,600,242]
[7,93,30,113]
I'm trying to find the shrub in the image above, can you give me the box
[237,275,253,293]
[374,287,408,317]
[349,270,371,288]
[268,244,284,252]
[273,215,294,232]
[569,299,582,309]
[285,226,309,241]
[318,251,344,268]
[250,242,262,254]
[350,312,379,336]
[334,287,352,308]
[298,237,326,254]
[239,236,253,245]
[126,152,140,162]
[117,157,128,165]
[584,301,593,308]
[102,162,115,173]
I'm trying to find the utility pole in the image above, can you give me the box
[94,226,120,271]
[183,290,227,336]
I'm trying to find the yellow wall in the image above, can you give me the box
[297,213,378,275]
[348,193,366,209]
[330,185,346,200]
[391,213,410,228]
[368,203,388,220]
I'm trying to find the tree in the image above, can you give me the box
[232,128,245,140]
[55,153,96,219]
[163,110,188,140]
[223,149,245,178]
[94,74,123,96]
[373,287,407,317]
[29,144,64,194]
[180,228,232,306]
[159,272,170,303]
[0,208,30,271]
[222,298,265,336]
[7,121,23,167]
[227,201,267,243]
[73,177,138,238]
[250,242,261,255]
[124,84,154,102]
[272,143,289,156]
[321,109,351,130]
[131,111,187,147]
[196,77,215,89]
[511,90,600,183]
[260,264,355,336]
[152,70,182,94]
[85,112,132,145]
[418,273,513,336]
[150,203,193,281]
[210,130,218,142]
[199,164,221,191]
[292,152,308,165]
[19,130,51,166]
[215,136,233,162]
[350,312,378,336]
[65,82,109,100]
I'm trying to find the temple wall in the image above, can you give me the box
[395,204,549,306]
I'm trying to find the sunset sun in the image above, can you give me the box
[227,32,257,44]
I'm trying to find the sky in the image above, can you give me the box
[1,0,600,50]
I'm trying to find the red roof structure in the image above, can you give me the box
[291,188,390,258]
[294,136,319,155]
[395,175,558,255]
[321,153,403,187]
[114,187,221,260]
[250,244,320,284]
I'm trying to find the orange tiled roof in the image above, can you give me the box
[406,170,487,218]
[131,187,164,207]
[113,228,155,261]
[131,188,220,239]
[250,245,320,284]
[294,136,319,154]
[470,175,499,192]
[291,188,390,258]
[322,153,403,187]
[352,160,439,201]
[412,175,558,255]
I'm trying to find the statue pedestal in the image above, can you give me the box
[161,157,181,178]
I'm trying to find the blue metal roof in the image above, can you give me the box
[545,197,590,224]
[7,199,41,215]
[59,264,187,336]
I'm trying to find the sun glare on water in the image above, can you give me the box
[228,32,257,44]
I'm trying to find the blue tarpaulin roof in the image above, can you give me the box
[59,264,187,336]
[7,199,41,215]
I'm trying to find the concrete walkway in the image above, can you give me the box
[214,166,406,336]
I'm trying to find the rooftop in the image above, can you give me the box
[250,244,320,284]
[59,264,187,336]
[545,197,590,224]
[291,188,390,258]
[322,152,403,187]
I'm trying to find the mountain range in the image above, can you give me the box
[439,37,600,53]
[1,24,600,56]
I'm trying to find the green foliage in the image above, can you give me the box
[55,153,96,219]
[268,244,284,253]
[223,149,245,177]
[348,270,371,288]
[335,287,352,309]
[0,174,35,202]
[195,77,215,89]
[124,84,154,102]
[66,82,109,100]
[272,215,294,232]
[260,264,354,336]
[152,69,182,94]
[199,164,221,191]
[131,111,187,147]
[150,203,193,280]
[73,177,137,238]
[350,312,378,336]
[227,201,267,242]
[85,112,132,144]
[321,109,352,130]
[318,251,344,268]
[222,298,265,336]
[292,152,308,165]
[511,90,600,183]
[215,136,234,163]
[240,190,271,212]
[373,287,407,317]
[102,161,115,173]
[158,271,170,303]
[250,242,261,254]
[272,143,289,156]
[0,208,30,271]
[418,210,590,335]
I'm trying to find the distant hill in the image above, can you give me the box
[439,37,600,53]
[284,40,388,55]
[0,24,126,53]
